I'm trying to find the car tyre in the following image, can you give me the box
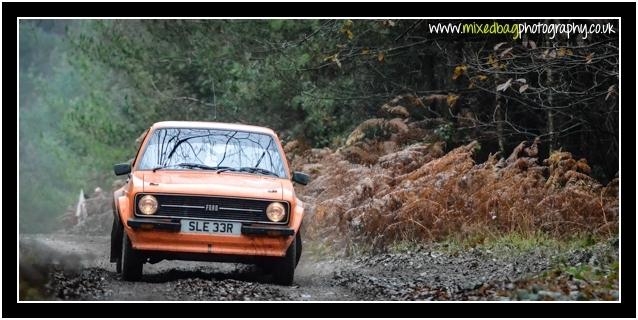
[272,235,296,286]
[121,232,143,281]
[113,218,123,274]
[116,256,122,273]
[295,231,302,267]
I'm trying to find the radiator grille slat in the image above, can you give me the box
[135,194,288,224]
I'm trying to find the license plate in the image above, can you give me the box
[180,219,241,236]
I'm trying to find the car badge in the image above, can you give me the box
[205,204,219,212]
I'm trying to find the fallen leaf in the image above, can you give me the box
[605,85,615,100]
[500,47,513,58]
[342,19,353,28]
[447,94,460,108]
[558,48,573,57]
[323,53,337,62]
[382,20,396,27]
[494,42,507,51]
[496,78,513,92]
[377,51,385,63]
[324,53,342,68]
[340,20,354,40]
[488,54,502,69]
[452,65,468,80]
[344,29,353,40]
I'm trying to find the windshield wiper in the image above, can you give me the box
[239,167,280,177]
[152,163,226,172]
[216,166,279,177]
[216,167,240,174]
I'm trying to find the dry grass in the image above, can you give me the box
[293,138,619,251]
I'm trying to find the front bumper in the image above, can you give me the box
[126,218,294,257]
[128,218,180,231]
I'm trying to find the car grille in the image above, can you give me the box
[135,194,288,224]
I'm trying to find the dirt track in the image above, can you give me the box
[19,233,618,301]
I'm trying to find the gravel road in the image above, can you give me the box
[18,233,618,301]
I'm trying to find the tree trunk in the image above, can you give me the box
[546,55,556,153]
[495,92,505,154]
[544,23,557,153]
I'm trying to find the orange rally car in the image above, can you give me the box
[110,121,309,285]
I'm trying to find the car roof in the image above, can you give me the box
[150,121,277,136]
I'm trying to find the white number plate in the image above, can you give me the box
[180,219,241,236]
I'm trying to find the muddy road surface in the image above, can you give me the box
[19,233,618,301]
[20,234,353,301]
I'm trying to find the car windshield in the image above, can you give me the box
[137,128,287,178]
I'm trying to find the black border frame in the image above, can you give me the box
[4,2,635,318]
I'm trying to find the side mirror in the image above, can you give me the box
[291,171,310,185]
[113,163,132,176]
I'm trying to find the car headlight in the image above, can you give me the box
[138,195,158,215]
[266,202,286,222]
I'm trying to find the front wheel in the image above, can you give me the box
[295,231,302,267]
[112,217,123,273]
[272,235,297,286]
[116,256,122,273]
[121,232,143,281]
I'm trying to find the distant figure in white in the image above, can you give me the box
[75,189,87,224]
